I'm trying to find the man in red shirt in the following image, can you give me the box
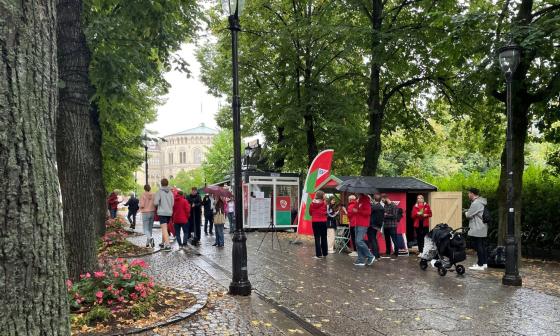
[352,194,375,266]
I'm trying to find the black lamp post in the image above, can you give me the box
[223,0,252,296]
[498,42,522,287]
[142,132,149,186]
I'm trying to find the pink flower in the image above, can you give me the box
[85,273,91,279]
[65,279,73,289]
[95,291,104,299]
[120,264,128,274]
[140,291,147,298]
[122,273,132,280]
[148,281,155,288]
[113,271,120,278]
[134,284,144,292]
[130,293,138,301]
[94,271,106,279]
[117,296,124,302]
[107,300,114,305]
[130,259,147,269]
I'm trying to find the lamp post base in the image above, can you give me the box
[229,230,252,296]
[502,274,522,287]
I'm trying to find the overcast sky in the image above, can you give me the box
[147,43,222,137]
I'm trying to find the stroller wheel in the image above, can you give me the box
[456,265,465,275]
[419,259,428,270]
[438,267,447,276]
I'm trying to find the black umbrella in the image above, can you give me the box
[336,177,379,194]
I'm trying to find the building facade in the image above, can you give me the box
[136,124,219,186]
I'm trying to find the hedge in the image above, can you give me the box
[423,166,560,251]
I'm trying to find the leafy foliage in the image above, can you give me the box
[83,0,201,191]
[201,129,235,184]
[170,168,206,190]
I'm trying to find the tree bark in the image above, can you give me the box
[362,0,384,176]
[0,0,70,334]
[56,0,106,280]
[273,126,286,171]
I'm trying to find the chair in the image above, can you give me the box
[334,225,351,254]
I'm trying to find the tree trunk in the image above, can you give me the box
[362,0,384,176]
[57,0,106,280]
[273,126,286,171]
[0,1,70,334]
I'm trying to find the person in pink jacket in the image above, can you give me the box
[139,184,156,247]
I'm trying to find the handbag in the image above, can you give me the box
[214,212,226,224]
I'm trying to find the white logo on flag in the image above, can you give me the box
[317,168,328,179]
[393,201,401,206]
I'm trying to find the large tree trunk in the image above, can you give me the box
[57,0,106,280]
[273,126,286,171]
[0,0,70,334]
[362,0,384,176]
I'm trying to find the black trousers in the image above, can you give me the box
[127,210,137,228]
[384,227,399,255]
[367,227,380,258]
[472,237,488,266]
[415,226,429,254]
[349,227,357,251]
[312,221,328,257]
[190,208,202,243]
[204,213,214,234]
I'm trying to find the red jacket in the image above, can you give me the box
[107,193,119,210]
[309,200,327,222]
[355,195,371,227]
[172,195,191,224]
[347,200,358,227]
[411,202,432,228]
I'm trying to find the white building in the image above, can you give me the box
[136,123,219,186]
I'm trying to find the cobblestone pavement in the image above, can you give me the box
[128,227,560,336]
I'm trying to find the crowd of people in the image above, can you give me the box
[309,189,489,271]
[107,178,235,251]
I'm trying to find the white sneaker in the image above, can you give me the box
[328,250,335,254]
[469,265,485,271]
[483,264,488,269]
[354,262,366,266]
[349,252,358,257]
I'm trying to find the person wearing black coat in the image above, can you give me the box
[124,193,140,230]
[202,194,214,235]
[187,187,203,245]
[368,193,383,259]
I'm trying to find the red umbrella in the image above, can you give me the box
[203,186,233,198]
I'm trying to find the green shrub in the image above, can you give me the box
[84,305,112,325]
[423,165,560,249]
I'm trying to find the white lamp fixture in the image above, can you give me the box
[498,43,521,76]
[222,0,246,16]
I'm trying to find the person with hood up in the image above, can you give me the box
[411,194,432,256]
[309,190,328,259]
[172,190,191,249]
[124,192,140,230]
[465,188,488,271]
[352,194,375,266]
[107,191,120,219]
[154,178,174,251]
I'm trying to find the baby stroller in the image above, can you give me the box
[419,223,467,276]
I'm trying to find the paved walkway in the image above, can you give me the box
[128,228,560,336]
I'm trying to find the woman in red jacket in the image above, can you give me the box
[346,195,358,256]
[352,194,375,266]
[309,190,328,259]
[411,194,432,255]
[172,190,191,249]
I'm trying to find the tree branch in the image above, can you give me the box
[382,76,431,108]
[532,4,560,20]
[528,70,560,103]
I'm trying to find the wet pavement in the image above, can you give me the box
[127,226,560,336]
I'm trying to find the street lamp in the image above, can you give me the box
[498,42,522,287]
[142,132,149,186]
[223,0,252,296]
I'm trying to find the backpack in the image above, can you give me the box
[482,206,491,225]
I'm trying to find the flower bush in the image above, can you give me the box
[98,217,147,259]
[67,258,156,315]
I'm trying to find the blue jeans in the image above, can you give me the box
[228,213,235,232]
[142,212,155,239]
[355,226,373,263]
[215,224,225,246]
[110,209,117,219]
[174,223,189,246]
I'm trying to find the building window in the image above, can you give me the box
[193,148,202,164]
[168,152,173,164]
[180,151,186,164]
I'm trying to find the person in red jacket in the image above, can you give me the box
[351,194,375,266]
[411,194,432,255]
[309,190,328,259]
[107,191,120,219]
[346,195,358,256]
[172,190,191,248]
